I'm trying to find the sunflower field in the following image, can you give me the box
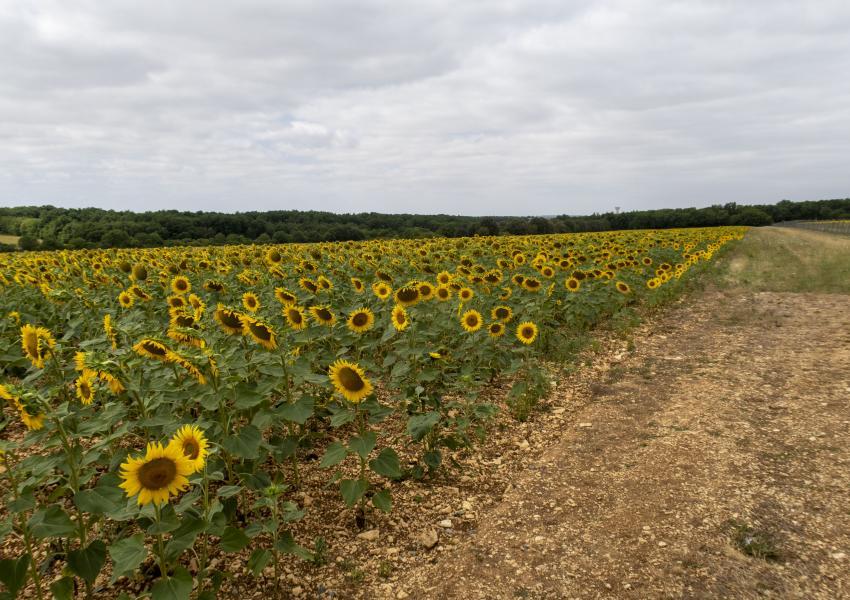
[0,226,744,599]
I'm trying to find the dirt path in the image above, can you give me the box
[384,229,850,599]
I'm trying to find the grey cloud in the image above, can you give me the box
[0,0,848,215]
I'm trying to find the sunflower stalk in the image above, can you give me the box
[2,452,46,600]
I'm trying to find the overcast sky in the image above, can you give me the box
[1,1,849,216]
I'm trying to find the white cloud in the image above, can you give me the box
[0,0,848,215]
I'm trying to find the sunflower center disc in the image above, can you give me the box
[138,457,178,490]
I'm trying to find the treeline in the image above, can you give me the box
[1,198,848,251]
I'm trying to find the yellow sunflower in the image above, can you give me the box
[328,359,373,403]
[171,276,191,295]
[119,442,194,506]
[75,370,97,406]
[133,338,174,362]
[565,277,581,292]
[274,287,297,306]
[118,291,134,309]
[460,310,483,333]
[458,287,474,303]
[169,425,208,473]
[372,282,392,301]
[283,305,308,330]
[214,305,245,335]
[488,321,506,338]
[351,277,365,293]
[242,292,260,312]
[391,304,409,331]
[299,277,319,294]
[491,306,513,322]
[516,321,538,345]
[240,316,277,350]
[309,305,337,327]
[394,286,420,307]
[21,324,55,369]
[435,285,452,302]
[103,314,117,349]
[417,281,435,301]
[347,308,375,334]
[615,281,631,294]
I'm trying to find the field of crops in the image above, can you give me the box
[0,227,744,599]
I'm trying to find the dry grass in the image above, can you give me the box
[0,233,19,245]
[721,227,850,293]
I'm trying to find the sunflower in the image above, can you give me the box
[516,321,538,345]
[203,279,225,293]
[347,308,375,334]
[119,442,194,506]
[240,316,277,350]
[299,278,319,294]
[488,322,506,338]
[283,305,308,330]
[265,248,283,265]
[394,286,420,307]
[21,324,55,369]
[372,282,392,300]
[75,370,97,405]
[171,276,191,295]
[435,285,452,301]
[131,264,148,281]
[103,314,118,349]
[458,287,474,303]
[167,295,187,310]
[169,425,208,473]
[214,305,245,335]
[391,304,409,331]
[491,306,513,322]
[417,281,435,301]
[565,277,581,292]
[499,286,512,300]
[14,398,45,431]
[118,291,134,309]
[129,285,152,301]
[317,275,333,291]
[523,278,542,292]
[460,310,483,333]
[188,293,206,315]
[133,339,174,362]
[309,305,337,327]
[436,271,452,285]
[328,359,373,403]
[351,277,365,293]
[242,292,260,312]
[646,278,660,290]
[615,281,631,294]
[274,287,297,306]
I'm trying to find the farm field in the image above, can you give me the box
[5,224,845,600]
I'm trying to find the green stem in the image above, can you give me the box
[154,503,168,578]
[3,454,45,600]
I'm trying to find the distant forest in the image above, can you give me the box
[1,198,848,251]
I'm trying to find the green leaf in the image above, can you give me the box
[165,514,205,562]
[371,489,392,513]
[406,412,440,442]
[67,540,106,584]
[423,449,442,471]
[74,486,124,515]
[108,534,147,583]
[220,526,250,552]
[221,425,261,459]
[339,478,369,507]
[0,554,30,597]
[369,448,402,479]
[233,387,265,410]
[328,404,355,428]
[150,566,192,600]
[319,442,347,468]
[215,486,242,500]
[278,396,314,424]
[348,431,377,460]
[28,506,75,539]
[50,576,74,600]
[247,548,271,576]
[275,531,313,561]
[147,504,180,534]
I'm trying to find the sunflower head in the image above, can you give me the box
[118,291,134,309]
[309,305,337,326]
[169,425,208,473]
[394,286,420,307]
[119,442,194,506]
[488,322,505,338]
[491,306,513,322]
[274,287,297,306]
[565,277,581,292]
[460,310,483,333]
[241,316,277,349]
[214,305,245,335]
[516,321,539,345]
[242,292,260,312]
[75,370,97,405]
[21,324,55,369]
[435,285,452,301]
[133,338,174,362]
[458,288,474,303]
[347,308,375,334]
[615,281,631,294]
[391,304,409,331]
[171,276,191,295]
[351,277,364,292]
[328,359,373,403]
